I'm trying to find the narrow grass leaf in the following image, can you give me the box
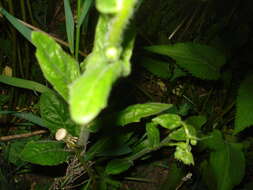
[0,75,52,94]
[63,0,75,53]
[77,0,93,27]
[0,7,32,43]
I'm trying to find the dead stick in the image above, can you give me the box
[0,130,48,141]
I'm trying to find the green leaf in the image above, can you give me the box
[202,130,225,151]
[140,57,171,79]
[105,159,133,175]
[169,127,186,141]
[174,143,194,165]
[117,103,172,126]
[152,113,182,130]
[20,141,71,166]
[234,74,253,134]
[185,115,207,130]
[64,0,75,53]
[77,0,93,27]
[0,8,32,43]
[209,143,245,190]
[146,122,160,148]
[32,31,80,101]
[70,61,121,124]
[40,91,78,135]
[0,75,53,94]
[145,43,226,80]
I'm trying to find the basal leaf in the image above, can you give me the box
[116,103,172,126]
[40,91,77,135]
[209,143,245,190]
[105,159,133,175]
[145,43,226,80]
[69,62,121,125]
[152,113,182,130]
[20,141,71,166]
[146,122,160,148]
[234,74,253,134]
[32,32,80,101]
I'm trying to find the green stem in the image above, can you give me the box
[75,0,81,60]
[106,0,137,48]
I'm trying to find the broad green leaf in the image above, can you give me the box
[0,8,32,43]
[169,127,186,141]
[77,0,93,27]
[145,43,226,80]
[40,91,77,135]
[174,143,194,165]
[117,103,172,126]
[32,32,80,101]
[20,141,71,166]
[209,143,245,190]
[152,113,182,130]
[171,65,187,81]
[0,75,53,94]
[105,159,133,175]
[140,57,171,79]
[5,140,27,166]
[146,122,160,148]
[234,74,253,134]
[64,0,75,53]
[185,115,207,130]
[202,130,225,151]
[70,62,121,125]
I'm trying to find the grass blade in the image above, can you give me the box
[77,0,93,27]
[63,0,75,54]
[0,7,32,43]
[0,75,53,94]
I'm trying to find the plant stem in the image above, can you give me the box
[75,0,81,60]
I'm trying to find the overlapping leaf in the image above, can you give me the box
[32,32,80,101]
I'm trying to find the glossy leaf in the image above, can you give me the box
[152,113,182,130]
[234,75,253,134]
[0,75,53,94]
[40,91,77,135]
[146,122,160,148]
[69,62,121,125]
[105,159,133,175]
[20,141,71,166]
[209,143,245,190]
[140,57,171,79]
[117,103,172,126]
[64,0,75,53]
[174,143,194,165]
[145,43,226,80]
[32,32,80,101]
